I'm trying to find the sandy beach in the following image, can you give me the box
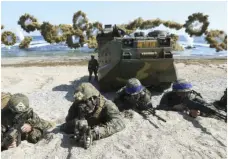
[1,57,227,159]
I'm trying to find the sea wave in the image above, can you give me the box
[1,38,227,57]
[2,40,209,50]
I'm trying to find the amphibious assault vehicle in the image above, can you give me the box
[96,24,177,91]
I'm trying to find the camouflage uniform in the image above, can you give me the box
[114,78,153,111]
[159,91,205,110]
[88,55,99,81]
[60,83,125,141]
[214,88,227,112]
[158,79,217,117]
[1,93,53,150]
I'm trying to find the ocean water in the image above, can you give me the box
[1,35,227,58]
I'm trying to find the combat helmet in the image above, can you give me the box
[8,93,30,113]
[172,79,192,92]
[74,83,100,101]
[125,78,144,95]
[1,92,12,109]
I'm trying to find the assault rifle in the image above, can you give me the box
[183,97,227,122]
[139,108,166,129]
[1,108,33,149]
[73,124,92,149]
[146,108,167,122]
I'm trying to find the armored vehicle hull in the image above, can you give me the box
[99,59,176,91]
[97,25,177,91]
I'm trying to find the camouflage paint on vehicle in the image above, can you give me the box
[96,25,177,91]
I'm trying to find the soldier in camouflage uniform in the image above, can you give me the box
[60,83,125,147]
[88,55,99,81]
[1,93,53,150]
[214,88,227,112]
[157,79,217,118]
[114,78,153,112]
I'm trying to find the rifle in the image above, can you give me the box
[133,93,167,127]
[138,107,166,129]
[1,108,33,149]
[81,126,92,149]
[146,108,167,123]
[73,121,92,149]
[183,97,227,122]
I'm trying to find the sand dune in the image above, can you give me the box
[1,61,227,159]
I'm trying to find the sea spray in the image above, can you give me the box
[184,33,194,47]
[16,28,25,41]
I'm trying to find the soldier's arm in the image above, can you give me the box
[113,88,126,111]
[113,87,125,103]
[95,59,99,68]
[26,112,52,143]
[187,93,213,116]
[88,60,91,69]
[138,88,153,111]
[157,92,174,110]
[145,88,152,97]
[65,102,79,122]
[92,100,125,140]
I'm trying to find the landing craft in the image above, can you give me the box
[96,24,177,91]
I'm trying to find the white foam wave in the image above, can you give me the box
[30,40,47,45]
[179,41,209,47]
[29,43,51,48]
[16,28,25,41]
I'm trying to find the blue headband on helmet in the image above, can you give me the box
[172,83,192,90]
[125,85,143,94]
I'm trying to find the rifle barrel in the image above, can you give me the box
[148,109,167,122]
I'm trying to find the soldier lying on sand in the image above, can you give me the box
[213,88,227,112]
[114,78,166,125]
[60,83,125,148]
[157,79,226,121]
[114,78,153,111]
[1,93,53,151]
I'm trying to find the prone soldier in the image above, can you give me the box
[1,93,53,151]
[114,78,166,124]
[114,78,153,111]
[60,82,125,148]
[157,79,226,121]
[214,88,227,112]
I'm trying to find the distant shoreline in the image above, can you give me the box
[1,56,226,67]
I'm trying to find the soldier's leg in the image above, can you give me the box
[94,69,98,81]
[88,70,93,81]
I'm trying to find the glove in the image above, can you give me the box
[91,126,100,140]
